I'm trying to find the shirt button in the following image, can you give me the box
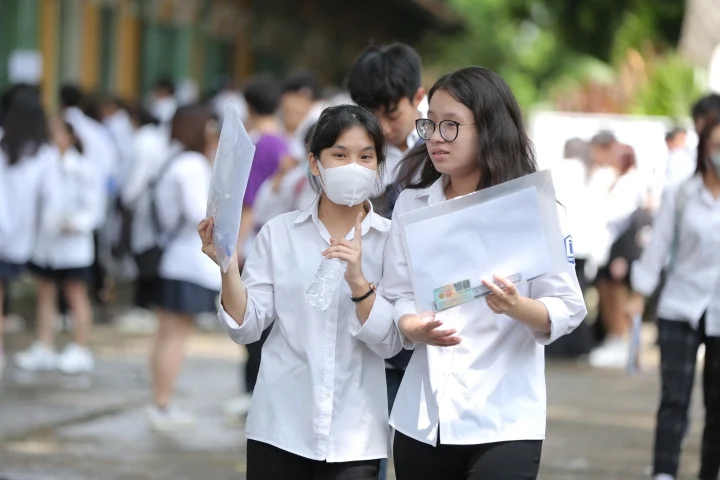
[326,392,331,398]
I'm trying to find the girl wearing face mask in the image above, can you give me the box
[627,116,720,480]
[198,104,402,480]
[382,67,587,480]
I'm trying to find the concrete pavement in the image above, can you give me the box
[0,325,708,480]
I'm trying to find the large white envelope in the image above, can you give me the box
[206,105,256,272]
[398,170,569,312]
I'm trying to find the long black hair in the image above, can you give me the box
[306,104,386,193]
[397,66,537,191]
[0,89,49,165]
[696,114,720,176]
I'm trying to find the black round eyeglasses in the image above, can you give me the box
[415,118,476,142]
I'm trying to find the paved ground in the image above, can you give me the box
[0,324,708,480]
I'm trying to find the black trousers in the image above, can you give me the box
[654,317,720,480]
[247,439,379,480]
[393,431,542,480]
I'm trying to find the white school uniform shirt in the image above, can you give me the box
[382,175,587,447]
[0,144,55,263]
[32,148,102,269]
[154,150,220,292]
[217,198,403,462]
[64,107,117,225]
[631,174,720,336]
[376,97,429,195]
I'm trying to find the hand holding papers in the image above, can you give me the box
[399,170,568,313]
[206,106,256,272]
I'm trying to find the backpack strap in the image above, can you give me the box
[148,151,185,245]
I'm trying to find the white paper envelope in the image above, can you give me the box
[206,105,256,272]
[398,170,568,312]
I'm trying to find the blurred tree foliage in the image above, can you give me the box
[420,0,697,114]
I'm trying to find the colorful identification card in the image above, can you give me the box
[432,273,523,312]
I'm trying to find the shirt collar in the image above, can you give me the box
[414,175,449,206]
[294,195,390,235]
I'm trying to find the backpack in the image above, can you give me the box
[133,152,185,280]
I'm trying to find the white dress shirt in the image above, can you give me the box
[631,174,720,336]
[0,144,55,263]
[155,150,220,291]
[64,107,118,225]
[382,176,587,446]
[218,198,403,462]
[32,148,102,269]
[379,98,428,194]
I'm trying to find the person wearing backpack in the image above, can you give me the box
[141,104,221,431]
[627,116,720,480]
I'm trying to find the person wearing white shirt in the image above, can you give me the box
[589,145,647,369]
[663,128,695,191]
[383,67,587,480]
[347,43,428,216]
[145,105,221,431]
[15,119,102,375]
[198,105,402,479]
[346,43,428,480]
[627,117,720,480]
[0,89,55,372]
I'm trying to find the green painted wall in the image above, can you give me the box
[0,0,40,88]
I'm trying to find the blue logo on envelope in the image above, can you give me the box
[564,235,575,265]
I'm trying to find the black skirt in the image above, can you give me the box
[156,278,219,315]
[0,260,25,281]
[27,263,94,284]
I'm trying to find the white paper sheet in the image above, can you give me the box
[399,170,566,313]
[206,105,256,272]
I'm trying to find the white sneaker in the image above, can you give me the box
[57,343,95,375]
[14,342,58,372]
[653,474,675,480]
[589,337,629,368]
[147,405,195,432]
[224,394,252,422]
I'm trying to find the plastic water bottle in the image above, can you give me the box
[305,258,348,310]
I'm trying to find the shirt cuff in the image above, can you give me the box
[629,261,657,297]
[347,295,394,345]
[217,286,252,344]
[393,299,418,350]
[528,297,570,346]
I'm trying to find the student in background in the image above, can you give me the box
[347,42,427,480]
[146,105,221,431]
[589,145,646,368]
[237,75,288,261]
[627,116,720,480]
[347,43,427,217]
[0,89,54,372]
[199,104,401,479]
[280,72,324,163]
[15,120,101,374]
[384,67,586,480]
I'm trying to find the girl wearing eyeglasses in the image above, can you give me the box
[382,66,587,479]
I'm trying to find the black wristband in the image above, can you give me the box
[351,283,376,303]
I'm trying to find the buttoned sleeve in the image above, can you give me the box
[380,192,419,350]
[347,285,403,359]
[630,186,677,296]
[218,223,276,344]
[526,210,588,345]
[347,231,404,358]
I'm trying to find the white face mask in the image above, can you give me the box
[317,161,377,207]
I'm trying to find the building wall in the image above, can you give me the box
[1,0,452,109]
